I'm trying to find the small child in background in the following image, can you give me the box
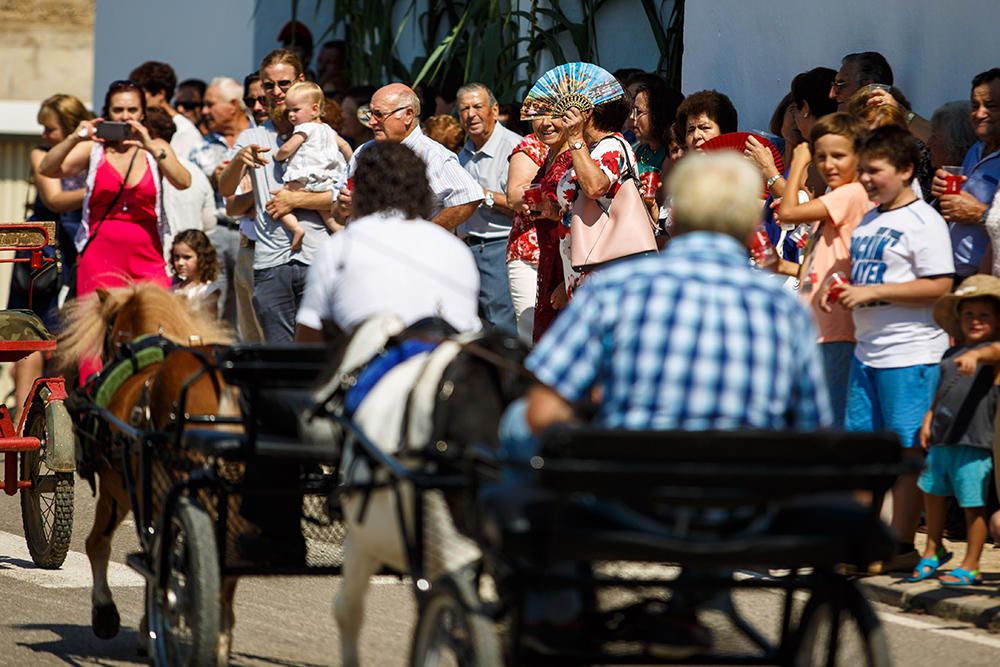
[274,81,349,250]
[909,275,1000,586]
[171,229,221,317]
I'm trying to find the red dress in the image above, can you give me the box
[77,152,170,296]
[532,150,575,342]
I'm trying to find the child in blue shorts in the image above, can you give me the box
[821,126,954,571]
[908,275,1000,586]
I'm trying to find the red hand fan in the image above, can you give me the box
[700,132,785,174]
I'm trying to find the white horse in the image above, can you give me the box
[306,316,525,667]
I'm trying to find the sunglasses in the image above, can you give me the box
[357,104,411,126]
[243,96,267,108]
[262,79,295,92]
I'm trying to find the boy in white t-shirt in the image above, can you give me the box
[820,125,955,571]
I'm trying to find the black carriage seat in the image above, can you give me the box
[477,429,904,570]
[0,309,56,362]
[183,344,333,460]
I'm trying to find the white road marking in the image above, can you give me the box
[877,608,1000,650]
[0,530,144,589]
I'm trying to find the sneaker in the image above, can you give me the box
[868,548,921,574]
[605,601,711,659]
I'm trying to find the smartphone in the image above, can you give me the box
[95,122,133,141]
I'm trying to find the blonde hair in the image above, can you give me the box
[38,94,93,137]
[286,81,325,117]
[422,115,465,153]
[668,152,762,239]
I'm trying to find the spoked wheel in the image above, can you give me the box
[789,579,890,667]
[20,401,73,569]
[410,572,502,667]
[148,497,220,667]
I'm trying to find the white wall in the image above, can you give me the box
[683,0,1000,132]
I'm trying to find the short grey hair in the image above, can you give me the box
[930,100,976,167]
[388,87,422,118]
[668,152,762,240]
[456,83,497,107]
[209,76,245,109]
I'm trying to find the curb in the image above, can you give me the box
[858,574,1000,632]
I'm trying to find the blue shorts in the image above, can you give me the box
[820,342,855,429]
[918,445,993,508]
[845,359,939,448]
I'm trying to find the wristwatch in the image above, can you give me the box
[571,140,586,151]
[155,148,167,161]
[484,190,495,208]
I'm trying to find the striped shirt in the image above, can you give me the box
[343,126,484,218]
[527,232,832,430]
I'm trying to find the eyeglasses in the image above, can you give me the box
[243,96,267,108]
[175,101,200,112]
[830,80,849,91]
[262,79,295,92]
[631,107,648,119]
[357,104,411,126]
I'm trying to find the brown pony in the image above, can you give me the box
[57,283,239,664]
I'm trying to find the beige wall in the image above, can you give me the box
[0,0,94,104]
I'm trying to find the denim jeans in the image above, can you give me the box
[469,237,517,335]
[253,261,309,344]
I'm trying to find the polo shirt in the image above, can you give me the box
[458,123,522,239]
[951,141,1000,276]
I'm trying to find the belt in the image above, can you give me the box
[463,235,508,246]
[217,217,242,231]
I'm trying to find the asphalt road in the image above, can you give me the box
[1,482,999,666]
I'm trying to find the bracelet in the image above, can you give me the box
[766,174,781,190]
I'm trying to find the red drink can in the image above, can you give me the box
[826,271,849,302]
[523,184,543,213]
[640,171,662,202]
[749,229,777,267]
[942,166,963,195]
[346,177,354,192]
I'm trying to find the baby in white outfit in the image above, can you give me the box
[274,81,350,249]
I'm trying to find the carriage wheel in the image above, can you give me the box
[148,497,220,667]
[409,572,502,667]
[789,579,890,667]
[20,401,74,569]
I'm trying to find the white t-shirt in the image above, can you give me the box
[282,121,347,192]
[296,210,481,333]
[171,114,203,162]
[850,199,955,368]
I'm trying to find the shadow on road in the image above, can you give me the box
[13,623,146,666]
[230,651,331,667]
[0,555,42,570]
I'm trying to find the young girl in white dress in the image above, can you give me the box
[274,81,349,249]
[171,229,221,317]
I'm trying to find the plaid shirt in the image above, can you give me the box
[527,232,832,430]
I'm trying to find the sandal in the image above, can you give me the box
[905,549,953,582]
[940,567,982,587]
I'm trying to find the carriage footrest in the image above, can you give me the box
[125,552,154,581]
[255,436,340,463]
[0,436,39,452]
[181,429,250,458]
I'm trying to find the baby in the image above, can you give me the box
[274,81,349,250]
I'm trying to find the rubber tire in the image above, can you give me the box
[789,579,890,667]
[20,402,73,569]
[148,497,221,667]
[410,572,503,667]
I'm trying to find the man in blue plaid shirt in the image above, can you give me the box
[510,151,832,439]
[500,151,832,658]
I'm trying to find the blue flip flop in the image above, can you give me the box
[906,550,953,582]
[940,567,982,587]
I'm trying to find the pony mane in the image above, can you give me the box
[56,282,234,370]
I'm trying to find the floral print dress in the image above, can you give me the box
[505,134,547,265]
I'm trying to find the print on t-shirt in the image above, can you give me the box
[850,226,903,285]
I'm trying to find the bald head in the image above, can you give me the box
[369,83,421,141]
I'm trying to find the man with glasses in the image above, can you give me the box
[829,51,894,111]
[333,83,483,231]
[219,49,332,344]
[456,82,522,334]
[188,77,251,330]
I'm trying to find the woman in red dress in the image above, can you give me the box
[512,116,572,342]
[40,79,191,377]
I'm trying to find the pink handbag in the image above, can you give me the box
[569,137,658,272]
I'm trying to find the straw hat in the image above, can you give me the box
[932,274,1000,339]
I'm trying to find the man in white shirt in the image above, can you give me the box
[332,83,484,229]
[457,83,522,333]
[297,141,480,341]
[129,61,203,163]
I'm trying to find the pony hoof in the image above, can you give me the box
[92,602,121,639]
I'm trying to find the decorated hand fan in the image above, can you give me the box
[700,132,785,174]
[521,62,625,120]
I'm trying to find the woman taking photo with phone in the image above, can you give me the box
[39,79,191,377]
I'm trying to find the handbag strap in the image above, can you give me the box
[79,147,140,259]
[592,135,654,226]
